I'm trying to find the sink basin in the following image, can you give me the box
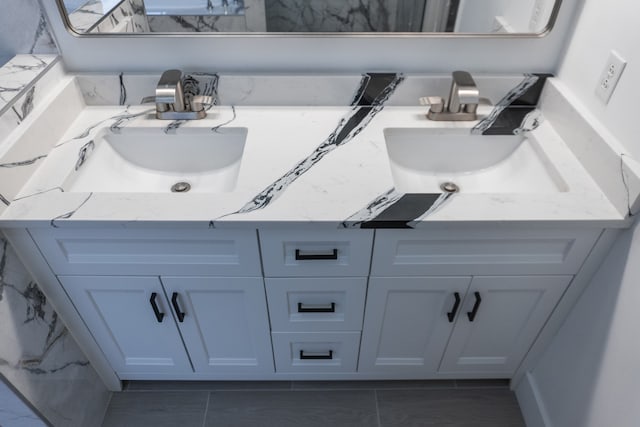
[63,127,248,193]
[383,128,567,193]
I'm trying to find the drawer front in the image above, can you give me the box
[30,228,261,276]
[265,278,367,332]
[272,332,360,373]
[259,229,373,277]
[372,228,602,276]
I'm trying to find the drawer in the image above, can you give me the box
[265,278,367,332]
[272,332,360,373]
[372,228,602,276]
[259,229,373,277]
[29,228,261,276]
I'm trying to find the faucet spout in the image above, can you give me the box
[447,71,479,114]
[155,69,186,112]
[141,69,214,120]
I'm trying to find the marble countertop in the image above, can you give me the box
[0,70,635,229]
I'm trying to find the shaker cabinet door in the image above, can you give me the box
[359,276,472,375]
[161,276,274,375]
[439,275,571,376]
[60,275,193,376]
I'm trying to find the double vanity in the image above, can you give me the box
[1,62,637,390]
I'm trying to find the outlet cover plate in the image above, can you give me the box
[596,50,627,104]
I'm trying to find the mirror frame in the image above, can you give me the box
[55,0,564,38]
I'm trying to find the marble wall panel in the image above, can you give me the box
[0,0,58,66]
[0,55,111,427]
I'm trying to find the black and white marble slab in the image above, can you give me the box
[0,55,58,114]
[265,0,399,32]
[0,379,46,427]
[0,0,57,66]
[0,57,111,426]
[0,236,111,427]
[1,69,633,230]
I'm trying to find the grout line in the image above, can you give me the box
[201,391,210,427]
[374,389,382,427]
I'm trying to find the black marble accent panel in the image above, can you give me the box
[479,73,553,136]
[360,193,442,228]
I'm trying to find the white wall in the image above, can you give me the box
[519,1,640,426]
[557,0,640,160]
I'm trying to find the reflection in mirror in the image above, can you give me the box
[59,0,560,35]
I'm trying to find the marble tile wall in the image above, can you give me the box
[264,0,400,32]
[0,0,58,66]
[0,6,112,422]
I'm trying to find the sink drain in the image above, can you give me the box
[440,182,460,193]
[171,182,191,193]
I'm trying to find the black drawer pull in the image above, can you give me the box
[297,302,336,313]
[467,292,482,322]
[299,350,334,360]
[447,292,461,323]
[149,292,165,323]
[171,292,186,323]
[295,249,338,261]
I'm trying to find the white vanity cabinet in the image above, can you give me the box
[22,225,603,383]
[30,227,273,379]
[360,228,601,378]
[259,229,373,374]
[359,275,570,377]
[60,275,194,376]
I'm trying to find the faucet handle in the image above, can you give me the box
[419,96,445,113]
[191,95,215,112]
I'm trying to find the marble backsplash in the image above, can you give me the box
[0,57,111,426]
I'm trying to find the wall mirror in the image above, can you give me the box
[56,0,562,36]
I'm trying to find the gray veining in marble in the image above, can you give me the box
[229,73,404,216]
[0,236,111,426]
[0,52,110,426]
[0,0,57,65]
[0,378,46,427]
[265,0,399,32]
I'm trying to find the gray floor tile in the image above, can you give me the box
[455,379,511,389]
[377,388,525,427]
[292,380,456,390]
[204,390,378,427]
[125,380,292,391]
[102,391,208,427]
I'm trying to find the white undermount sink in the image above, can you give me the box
[383,128,568,194]
[63,127,248,193]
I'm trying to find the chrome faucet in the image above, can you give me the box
[422,71,480,121]
[207,0,214,13]
[141,69,213,120]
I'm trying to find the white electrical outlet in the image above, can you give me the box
[596,50,627,104]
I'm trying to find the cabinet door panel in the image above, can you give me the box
[439,275,571,376]
[60,276,193,376]
[161,277,274,374]
[359,277,471,374]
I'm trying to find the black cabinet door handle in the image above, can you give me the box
[447,292,461,323]
[467,292,482,322]
[299,350,334,360]
[171,292,186,323]
[149,292,165,323]
[295,249,338,261]
[297,302,336,313]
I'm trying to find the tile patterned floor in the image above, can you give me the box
[102,380,525,427]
